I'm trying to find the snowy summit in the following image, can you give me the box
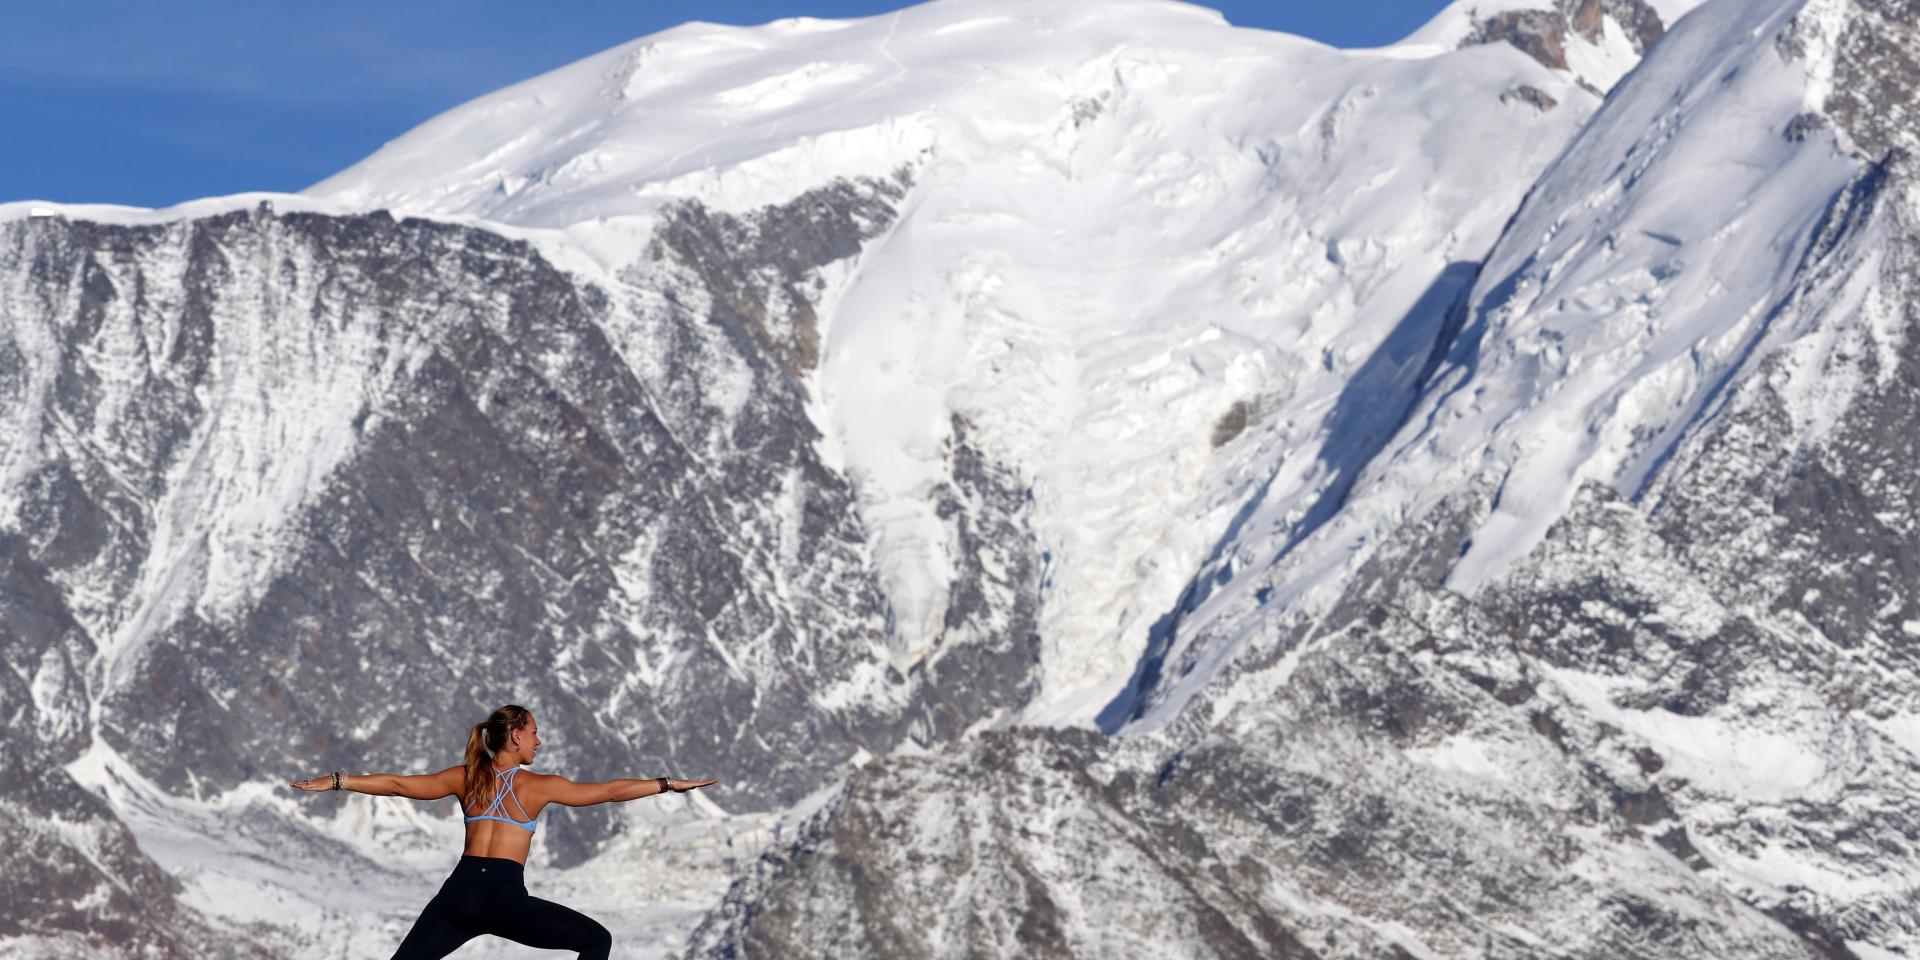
[313,0,1636,724]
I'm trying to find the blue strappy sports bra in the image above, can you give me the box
[464,766,539,833]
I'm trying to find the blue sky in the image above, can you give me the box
[1,1,1449,208]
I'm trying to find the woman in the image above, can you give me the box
[290,704,717,959]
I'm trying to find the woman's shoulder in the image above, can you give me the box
[511,768,568,804]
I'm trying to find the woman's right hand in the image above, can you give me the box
[666,778,718,793]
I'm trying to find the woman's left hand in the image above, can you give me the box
[289,775,336,792]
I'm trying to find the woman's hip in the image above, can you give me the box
[427,855,528,923]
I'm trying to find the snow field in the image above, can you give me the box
[62,735,821,959]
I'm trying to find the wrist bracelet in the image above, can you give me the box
[331,772,341,791]
[657,776,671,793]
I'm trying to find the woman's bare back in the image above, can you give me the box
[461,769,553,863]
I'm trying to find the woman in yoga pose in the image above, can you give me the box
[290,703,716,959]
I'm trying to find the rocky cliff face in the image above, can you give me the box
[1412,0,1702,95]
[689,467,1913,957]
[1,198,892,811]
[0,175,1051,951]
[0,535,273,958]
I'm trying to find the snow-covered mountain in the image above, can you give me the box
[14,0,1918,956]
[688,0,1920,956]
[308,0,1639,727]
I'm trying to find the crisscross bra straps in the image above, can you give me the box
[463,766,539,833]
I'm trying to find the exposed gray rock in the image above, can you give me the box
[1209,399,1253,448]
[905,415,1045,744]
[1471,9,1576,71]
[651,169,911,375]
[1465,0,1667,79]
[1501,84,1562,111]
[1818,0,1920,160]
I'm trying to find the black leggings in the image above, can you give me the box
[390,856,611,959]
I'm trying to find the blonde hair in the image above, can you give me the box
[461,704,531,810]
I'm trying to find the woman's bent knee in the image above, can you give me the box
[581,920,612,960]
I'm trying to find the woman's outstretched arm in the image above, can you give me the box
[536,773,719,808]
[288,765,462,800]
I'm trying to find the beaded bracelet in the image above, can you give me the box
[331,772,342,791]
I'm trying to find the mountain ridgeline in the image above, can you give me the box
[3,0,1917,957]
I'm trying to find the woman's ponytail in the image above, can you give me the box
[461,722,491,810]
[460,704,531,811]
